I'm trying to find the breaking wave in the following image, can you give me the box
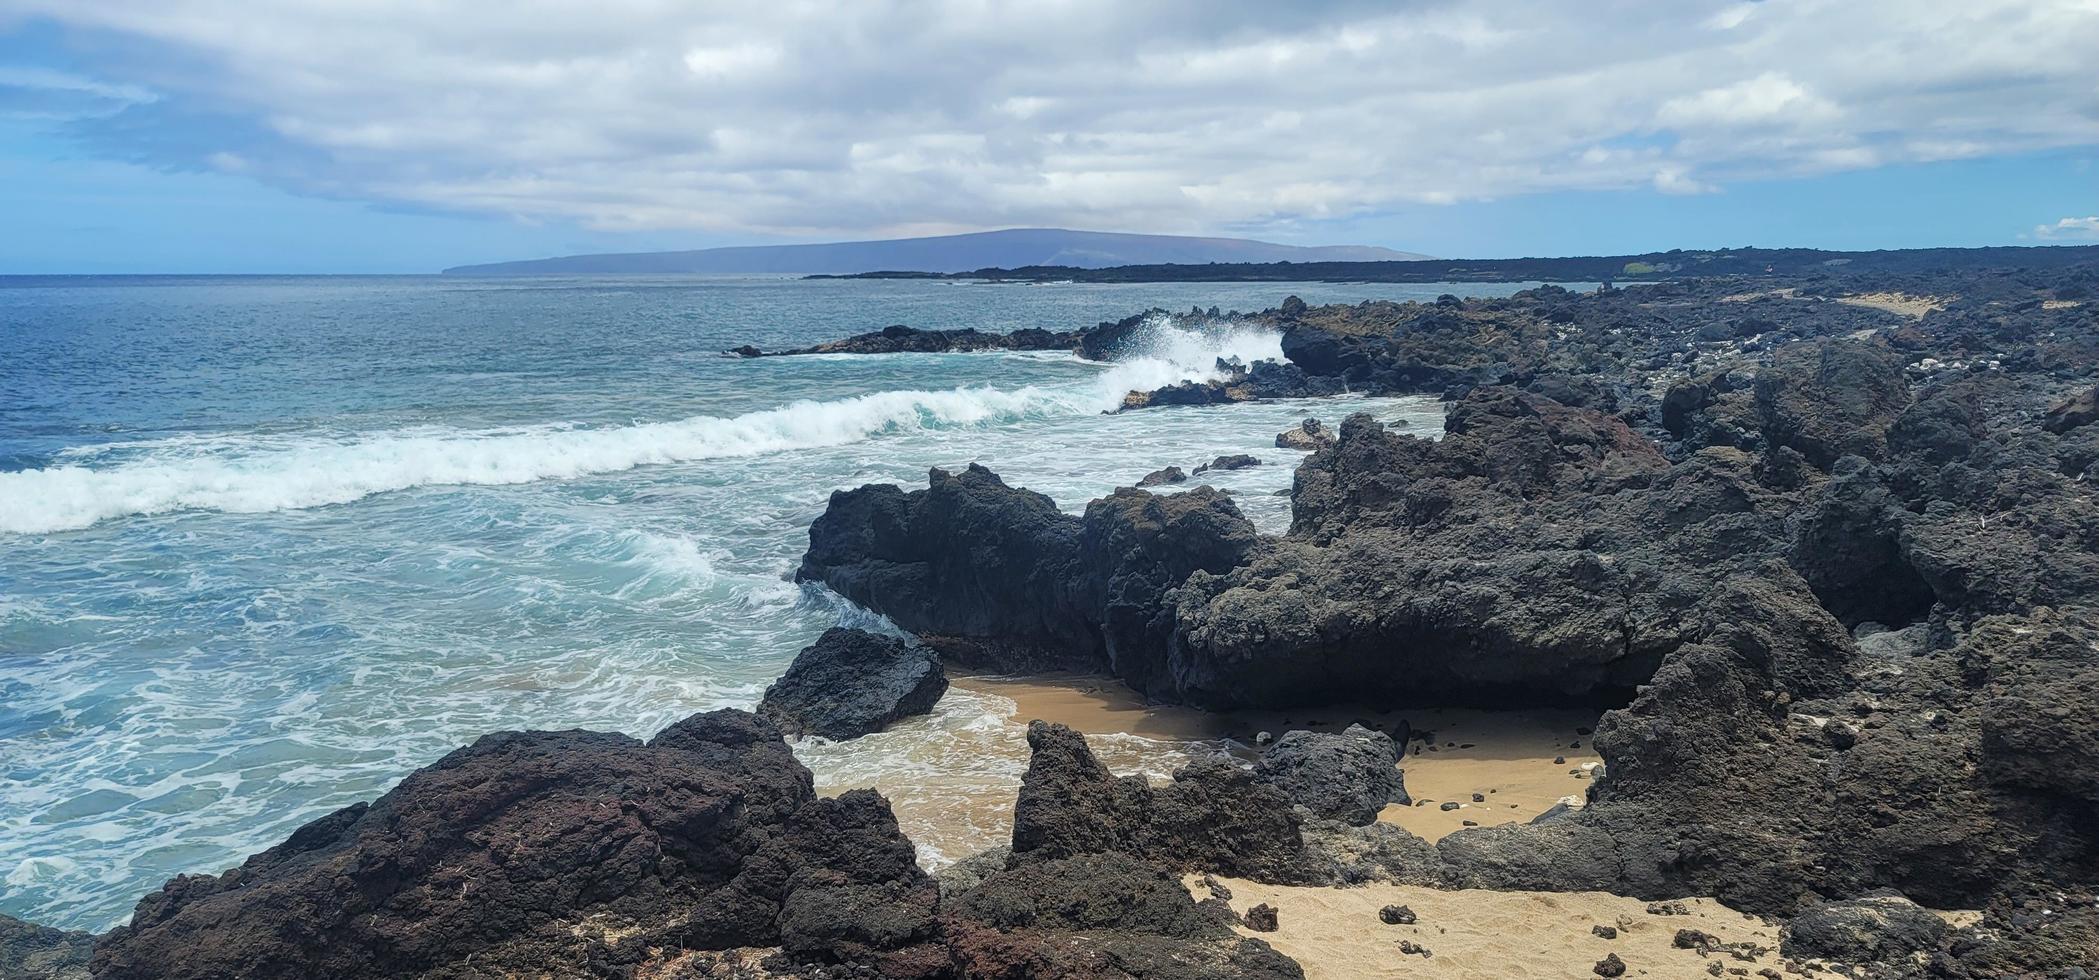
[0,317,1285,534]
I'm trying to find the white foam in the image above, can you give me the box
[0,316,1275,534]
[618,531,721,587]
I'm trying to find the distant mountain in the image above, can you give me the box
[440,228,1429,276]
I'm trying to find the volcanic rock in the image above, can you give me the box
[1010,721,1309,882]
[1274,418,1334,450]
[731,323,1080,357]
[943,853,1303,979]
[91,710,941,980]
[0,914,92,980]
[1254,725,1408,825]
[1779,892,1949,965]
[1138,466,1188,487]
[758,627,947,739]
[2043,384,2099,433]
[1195,454,1262,474]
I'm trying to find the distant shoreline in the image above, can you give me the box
[807,243,2099,285]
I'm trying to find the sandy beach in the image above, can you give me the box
[1190,875,1813,980]
[953,674,1604,842]
[807,672,1607,865]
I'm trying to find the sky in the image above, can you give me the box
[2,0,2096,273]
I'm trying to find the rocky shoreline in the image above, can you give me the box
[8,262,2096,978]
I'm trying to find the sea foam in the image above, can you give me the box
[0,317,1281,535]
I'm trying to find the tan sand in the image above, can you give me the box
[1377,708,1600,841]
[1190,875,1812,980]
[948,672,1229,742]
[915,676,1604,847]
[1837,291,1949,318]
[1718,287,1799,303]
[810,673,1605,864]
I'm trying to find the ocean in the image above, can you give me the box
[0,274,1540,931]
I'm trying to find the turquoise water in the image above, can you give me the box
[0,275,1531,931]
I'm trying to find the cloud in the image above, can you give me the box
[5,0,2098,238]
[2035,216,2099,239]
[0,65,154,119]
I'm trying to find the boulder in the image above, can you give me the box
[1194,454,1262,474]
[2042,384,2099,434]
[91,710,941,980]
[1253,725,1408,825]
[1137,466,1188,487]
[1779,892,1949,964]
[1274,418,1334,451]
[758,627,947,739]
[1752,339,1913,467]
[1120,361,1343,411]
[1010,722,1310,882]
[943,853,1304,980]
[798,467,1257,692]
[797,464,1097,672]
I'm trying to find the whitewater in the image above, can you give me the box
[0,274,1535,931]
[0,320,1284,535]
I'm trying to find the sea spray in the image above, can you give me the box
[0,317,1277,534]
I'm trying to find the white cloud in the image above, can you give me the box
[1652,165,1714,195]
[683,42,781,78]
[2035,216,2099,239]
[1655,72,1840,128]
[4,0,2097,238]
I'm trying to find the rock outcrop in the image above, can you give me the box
[2043,383,2099,433]
[92,710,944,980]
[1194,454,1261,474]
[731,323,1079,357]
[1274,418,1334,451]
[0,914,92,980]
[1118,360,1343,411]
[758,627,948,739]
[797,466,1257,693]
[1253,725,1409,825]
[798,264,2099,967]
[1136,466,1186,487]
[1010,722,1310,882]
[81,710,1320,980]
[1779,891,1948,966]
[942,853,1303,980]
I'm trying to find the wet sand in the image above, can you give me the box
[798,673,1223,866]
[947,672,1230,742]
[958,675,1602,841]
[803,672,1608,865]
[1190,875,1811,980]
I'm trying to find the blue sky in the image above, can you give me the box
[3,2,2096,273]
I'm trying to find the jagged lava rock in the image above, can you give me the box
[758,627,947,739]
[1779,891,1949,965]
[943,852,1304,980]
[1010,721,1310,882]
[797,465,1257,693]
[1195,454,1262,474]
[1137,465,1188,487]
[1253,724,1409,825]
[1275,418,1334,450]
[91,710,940,980]
[0,914,92,980]
[2043,383,2099,433]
